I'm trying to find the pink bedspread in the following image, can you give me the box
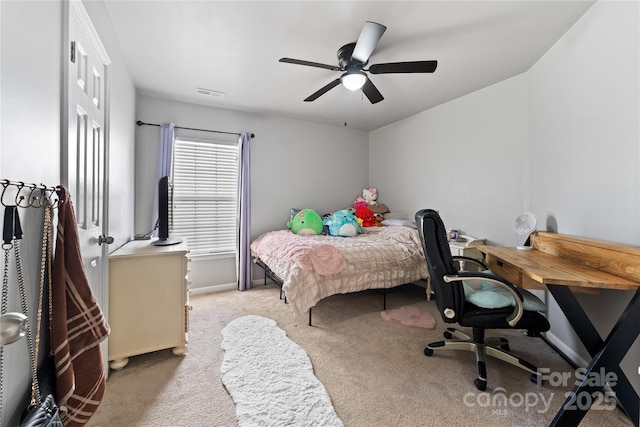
[250,230,346,275]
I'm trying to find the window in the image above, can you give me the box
[171,137,239,256]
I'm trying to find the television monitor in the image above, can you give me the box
[151,176,183,246]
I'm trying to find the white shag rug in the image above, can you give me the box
[220,315,344,427]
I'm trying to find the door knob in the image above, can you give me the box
[98,235,114,245]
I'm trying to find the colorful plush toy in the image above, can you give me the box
[373,212,385,226]
[354,188,390,214]
[287,208,323,235]
[362,188,378,205]
[354,207,376,227]
[353,195,367,210]
[324,209,362,237]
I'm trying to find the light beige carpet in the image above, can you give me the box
[88,283,633,427]
[380,305,436,329]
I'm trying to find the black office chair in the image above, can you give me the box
[415,209,550,391]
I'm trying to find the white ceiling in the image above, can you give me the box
[104,1,595,132]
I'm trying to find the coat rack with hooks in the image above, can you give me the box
[0,179,62,209]
[1,179,60,347]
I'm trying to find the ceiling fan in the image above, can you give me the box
[279,21,437,104]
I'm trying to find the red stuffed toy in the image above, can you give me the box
[354,207,376,227]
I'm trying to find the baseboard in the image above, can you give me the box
[189,283,237,295]
[189,278,278,296]
[542,330,589,368]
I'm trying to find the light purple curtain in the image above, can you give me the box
[152,123,175,231]
[237,132,252,290]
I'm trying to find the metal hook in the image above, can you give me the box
[0,180,10,207]
[39,188,51,208]
[14,182,31,208]
[27,183,42,208]
[49,187,62,209]
[43,188,60,209]
[0,180,62,209]
[35,185,54,209]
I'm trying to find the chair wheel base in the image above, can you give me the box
[424,347,433,356]
[443,331,453,339]
[474,378,487,391]
[531,374,541,385]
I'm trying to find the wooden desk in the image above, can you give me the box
[479,232,640,427]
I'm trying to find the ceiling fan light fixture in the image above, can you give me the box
[341,72,366,91]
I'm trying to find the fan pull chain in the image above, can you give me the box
[343,87,348,127]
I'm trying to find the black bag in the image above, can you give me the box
[20,394,63,427]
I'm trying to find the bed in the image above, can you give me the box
[250,225,429,324]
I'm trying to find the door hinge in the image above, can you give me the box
[70,41,76,63]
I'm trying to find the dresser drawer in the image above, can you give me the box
[521,274,547,291]
[485,254,521,286]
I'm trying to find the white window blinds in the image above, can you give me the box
[172,137,239,255]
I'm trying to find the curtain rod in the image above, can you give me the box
[136,120,254,139]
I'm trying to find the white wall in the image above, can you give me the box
[529,2,639,246]
[528,0,640,407]
[135,94,369,289]
[369,0,639,420]
[370,73,530,245]
[0,1,136,425]
[0,3,62,423]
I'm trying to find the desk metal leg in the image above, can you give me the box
[547,285,640,427]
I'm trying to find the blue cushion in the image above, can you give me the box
[462,270,546,312]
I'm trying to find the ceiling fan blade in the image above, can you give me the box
[279,58,341,71]
[351,21,387,64]
[368,60,438,74]
[304,78,342,102]
[362,77,384,104]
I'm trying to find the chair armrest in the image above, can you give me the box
[443,272,524,327]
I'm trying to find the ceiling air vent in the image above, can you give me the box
[196,87,224,98]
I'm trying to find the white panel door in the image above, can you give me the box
[63,0,111,371]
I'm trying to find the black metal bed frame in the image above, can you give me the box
[254,258,388,326]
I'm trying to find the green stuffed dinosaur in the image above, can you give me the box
[287,208,323,235]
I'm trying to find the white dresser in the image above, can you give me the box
[449,236,485,271]
[449,241,484,260]
[108,239,190,370]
